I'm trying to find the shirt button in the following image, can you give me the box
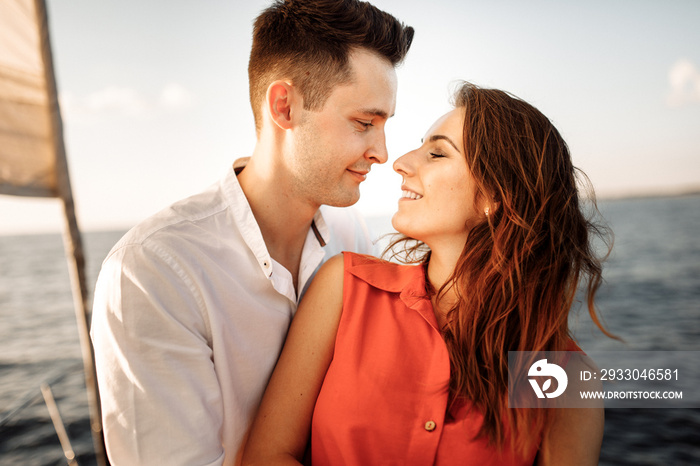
[424,420,436,432]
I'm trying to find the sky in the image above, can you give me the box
[2,0,699,235]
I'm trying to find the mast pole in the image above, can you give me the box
[35,0,108,463]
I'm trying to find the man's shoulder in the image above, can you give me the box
[106,176,239,261]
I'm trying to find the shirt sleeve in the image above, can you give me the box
[320,206,379,257]
[91,241,225,466]
[349,207,379,257]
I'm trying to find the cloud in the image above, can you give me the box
[86,86,150,116]
[59,83,197,120]
[666,59,700,107]
[59,86,150,119]
[159,83,196,109]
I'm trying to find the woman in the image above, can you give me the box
[241,82,612,465]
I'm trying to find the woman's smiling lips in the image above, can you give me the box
[400,188,423,200]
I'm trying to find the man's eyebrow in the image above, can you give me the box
[423,134,461,153]
[357,108,392,119]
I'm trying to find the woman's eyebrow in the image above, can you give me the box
[426,134,461,153]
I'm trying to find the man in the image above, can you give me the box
[90,0,413,464]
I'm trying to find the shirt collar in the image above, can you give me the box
[311,210,328,247]
[345,253,438,329]
[232,157,249,173]
[224,158,273,277]
[345,253,427,296]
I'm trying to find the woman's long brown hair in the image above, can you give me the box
[387,82,614,455]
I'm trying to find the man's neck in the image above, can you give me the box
[237,156,319,290]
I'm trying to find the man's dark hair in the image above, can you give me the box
[249,0,414,131]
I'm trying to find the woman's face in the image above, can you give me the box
[391,108,482,247]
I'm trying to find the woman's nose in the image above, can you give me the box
[393,150,415,176]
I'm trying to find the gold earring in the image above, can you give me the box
[484,207,490,217]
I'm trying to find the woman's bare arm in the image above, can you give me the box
[536,406,604,465]
[240,254,345,465]
[537,355,604,465]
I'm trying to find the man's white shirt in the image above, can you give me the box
[91,159,375,465]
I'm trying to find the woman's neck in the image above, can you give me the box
[426,245,462,329]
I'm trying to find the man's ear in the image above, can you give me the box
[265,80,297,131]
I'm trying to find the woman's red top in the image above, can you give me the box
[310,252,539,465]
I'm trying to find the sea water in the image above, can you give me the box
[1,194,699,465]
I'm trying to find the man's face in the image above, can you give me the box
[288,48,398,208]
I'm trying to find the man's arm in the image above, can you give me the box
[91,242,225,465]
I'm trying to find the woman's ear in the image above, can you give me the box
[265,80,296,131]
[485,200,501,215]
[484,200,501,219]
[476,190,500,219]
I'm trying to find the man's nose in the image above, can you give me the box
[366,130,388,164]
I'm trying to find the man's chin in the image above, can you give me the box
[321,191,360,208]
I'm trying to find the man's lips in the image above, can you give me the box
[347,168,370,181]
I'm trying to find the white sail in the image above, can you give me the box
[0,0,59,197]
